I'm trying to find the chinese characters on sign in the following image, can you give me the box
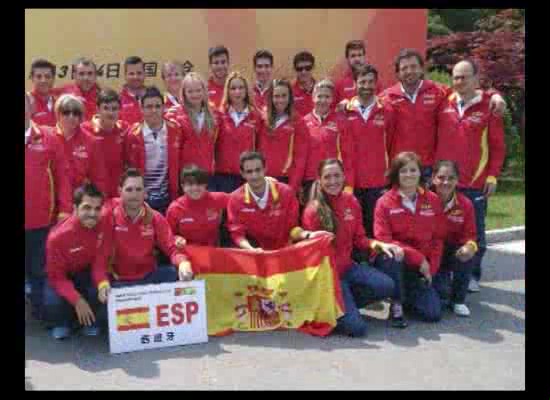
[56,60,195,79]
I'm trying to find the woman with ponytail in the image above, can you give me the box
[302,159,402,338]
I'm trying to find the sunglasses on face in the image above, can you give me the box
[296,65,313,72]
[61,109,82,117]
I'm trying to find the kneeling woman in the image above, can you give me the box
[302,159,402,337]
[166,165,229,247]
[431,160,477,317]
[373,152,446,327]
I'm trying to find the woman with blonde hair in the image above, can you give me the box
[213,71,264,193]
[165,72,220,189]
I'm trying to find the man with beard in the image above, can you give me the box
[119,56,147,126]
[208,46,230,109]
[61,57,100,121]
[43,184,110,340]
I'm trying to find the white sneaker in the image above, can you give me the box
[468,279,480,293]
[453,303,471,317]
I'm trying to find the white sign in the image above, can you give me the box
[107,281,208,354]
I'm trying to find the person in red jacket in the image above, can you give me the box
[302,159,402,337]
[373,152,447,327]
[430,160,478,317]
[124,86,183,214]
[214,71,262,193]
[258,78,309,193]
[165,72,220,189]
[161,61,185,112]
[25,92,72,319]
[99,169,193,291]
[61,57,100,121]
[27,58,58,127]
[435,59,506,293]
[208,46,230,109]
[344,64,397,237]
[381,49,506,182]
[291,51,316,118]
[227,151,324,251]
[43,184,110,340]
[119,56,146,126]
[334,40,384,109]
[81,88,129,205]
[302,79,355,200]
[167,165,229,247]
[252,50,274,112]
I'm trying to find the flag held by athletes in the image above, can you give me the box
[187,235,344,337]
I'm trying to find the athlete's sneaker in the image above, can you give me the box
[389,303,408,329]
[50,326,71,340]
[453,303,471,317]
[81,324,100,337]
[468,279,481,293]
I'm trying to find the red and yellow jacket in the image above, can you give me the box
[257,116,309,191]
[227,178,301,250]
[123,119,183,202]
[208,77,225,110]
[28,89,57,127]
[46,215,110,306]
[166,192,229,247]
[374,186,446,275]
[118,86,144,126]
[216,107,263,175]
[102,202,189,282]
[61,83,99,121]
[25,122,72,230]
[435,91,506,190]
[344,97,396,189]
[292,79,315,117]
[163,92,180,112]
[381,80,448,167]
[302,191,383,277]
[165,105,220,175]
[81,117,129,199]
[303,110,355,188]
[442,192,478,251]
[253,84,270,114]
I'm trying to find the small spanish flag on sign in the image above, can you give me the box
[175,287,196,296]
[116,307,150,332]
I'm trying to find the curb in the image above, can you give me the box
[486,226,525,244]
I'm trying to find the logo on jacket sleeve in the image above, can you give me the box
[343,208,355,221]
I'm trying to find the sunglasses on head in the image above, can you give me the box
[296,65,313,72]
[61,109,82,117]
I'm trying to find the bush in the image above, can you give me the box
[426,70,452,87]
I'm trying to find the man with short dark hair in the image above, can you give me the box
[119,56,146,126]
[61,57,100,121]
[208,46,230,108]
[252,50,274,112]
[292,51,316,117]
[227,151,323,251]
[27,58,58,127]
[43,184,110,340]
[124,86,183,214]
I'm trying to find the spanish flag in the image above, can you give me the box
[116,307,151,332]
[188,235,344,337]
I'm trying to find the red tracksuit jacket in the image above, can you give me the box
[102,203,189,281]
[123,119,183,202]
[380,80,448,167]
[227,178,300,250]
[334,69,384,107]
[443,192,477,249]
[257,116,309,191]
[302,111,355,188]
[119,86,144,126]
[165,105,220,175]
[208,78,225,110]
[25,122,72,230]
[253,85,270,113]
[344,97,397,189]
[28,89,57,127]
[302,192,379,277]
[163,92,180,112]
[292,79,315,117]
[216,108,263,175]
[50,125,109,197]
[166,192,229,246]
[46,215,110,306]
[435,91,506,190]
[374,187,446,275]
[61,83,99,121]
[81,117,129,199]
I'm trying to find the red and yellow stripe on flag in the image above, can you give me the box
[187,235,344,337]
[116,307,151,332]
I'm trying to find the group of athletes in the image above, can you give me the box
[25,40,507,340]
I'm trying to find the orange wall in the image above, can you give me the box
[25,9,427,91]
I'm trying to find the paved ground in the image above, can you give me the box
[25,241,525,390]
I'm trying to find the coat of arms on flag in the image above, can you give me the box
[234,287,292,330]
[116,307,150,331]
